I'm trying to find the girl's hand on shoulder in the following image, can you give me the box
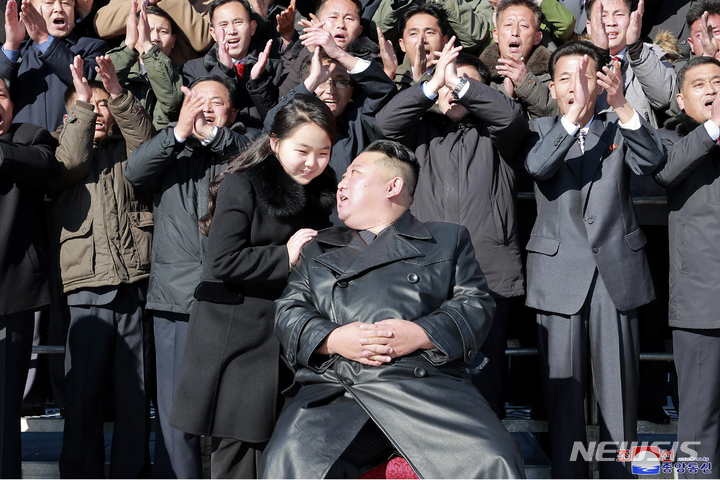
[287,228,317,267]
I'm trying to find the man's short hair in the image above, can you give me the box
[188,75,237,103]
[687,0,720,30]
[64,80,106,108]
[399,2,450,37]
[0,74,11,92]
[363,140,420,198]
[299,50,335,81]
[584,0,631,21]
[456,53,491,85]
[315,0,362,17]
[208,0,252,24]
[549,41,609,79]
[145,5,175,33]
[677,55,720,92]
[496,0,544,29]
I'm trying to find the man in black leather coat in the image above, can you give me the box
[259,140,526,479]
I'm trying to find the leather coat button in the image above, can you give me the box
[286,353,294,363]
[467,350,476,360]
[342,377,354,386]
[337,280,348,288]
[592,247,599,253]
[407,273,419,284]
[414,367,427,378]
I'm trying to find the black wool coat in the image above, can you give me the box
[169,157,335,442]
[0,123,59,316]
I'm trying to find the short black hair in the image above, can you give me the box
[64,80,106,108]
[144,5,174,34]
[208,0,253,24]
[0,73,11,92]
[585,0,631,21]
[686,0,720,30]
[399,2,450,37]
[456,53,491,85]
[677,55,720,92]
[496,0,544,29]
[299,50,334,80]
[188,75,237,104]
[549,41,609,80]
[315,0,362,17]
[363,140,420,198]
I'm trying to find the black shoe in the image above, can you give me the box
[638,406,671,424]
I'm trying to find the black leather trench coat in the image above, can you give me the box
[259,212,526,479]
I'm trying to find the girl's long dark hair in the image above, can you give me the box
[199,94,337,236]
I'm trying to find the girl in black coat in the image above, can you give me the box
[168,95,337,478]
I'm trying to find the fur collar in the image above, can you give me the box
[244,156,336,218]
[479,43,552,82]
[664,111,701,137]
[203,43,260,71]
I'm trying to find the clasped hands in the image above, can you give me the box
[318,319,434,367]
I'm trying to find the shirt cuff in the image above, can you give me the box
[560,116,580,136]
[1,47,19,62]
[35,35,55,54]
[173,128,187,143]
[456,80,471,99]
[618,110,641,130]
[421,82,438,100]
[348,58,371,74]
[704,119,720,141]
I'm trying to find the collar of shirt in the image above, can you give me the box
[612,48,627,62]
[581,115,594,135]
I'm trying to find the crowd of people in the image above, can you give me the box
[0,0,719,476]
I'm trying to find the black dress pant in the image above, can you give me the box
[59,284,151,479]
[0,311,34,478]
[210,437,265,479]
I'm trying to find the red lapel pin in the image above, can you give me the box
[607,143,618,153]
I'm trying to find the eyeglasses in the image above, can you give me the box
[318,78,352,89]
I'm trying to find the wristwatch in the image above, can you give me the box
[201,126,219,147]
[452,77,468,99]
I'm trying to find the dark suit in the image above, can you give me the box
[0,123,59,477]
[525,114,665,478]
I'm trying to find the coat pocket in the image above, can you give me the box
[624,228,647,252]
[526,235,560,256]
[59,218,95,282]
[129,211,154,270]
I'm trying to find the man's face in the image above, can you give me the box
[337,151,396,230]
[549,54,603,118]
[0,81,14,137]
[147,14,176,57]
[87,89,114,142]
[317,0,363,50]
[32,0,75,39]
[399,13,448,67]
[210,2,257,60]
[677,63,720,123]
[689,15,720,56]
[437,65,482,121]
[586,0,630,55]
[193,80,237,128]
[314,61,353,118]
[493,5,542,61]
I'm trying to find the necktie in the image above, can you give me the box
[579,129,587,154]
[235,61,245,79]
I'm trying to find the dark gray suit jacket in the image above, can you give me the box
[524,114,665,315]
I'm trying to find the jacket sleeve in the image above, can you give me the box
[353,59,397,116]
[139,45,184,124]
[274,249,340,372]
[41,37,108,88]
[539,0,576,44]
[440,0,494,55]
[620,115,667,175]
[374,83,434,147]
[109,89,154,156]
[205,172,292,283]
[460,79,529,165]
[106,43,137,84]
[653,126,715,188]
[124,126,180,191]
[245,59,283,121]
[513,71,561,119]
[372,0,410,44]
[48,101,95,192]
[628,43,677,110]
[414,224,496,365]
[525,117,577,180]
[0,125,59,185]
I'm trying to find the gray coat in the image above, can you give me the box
[260,212,526,479]
[525,114,665,315]
[654,112,720,329]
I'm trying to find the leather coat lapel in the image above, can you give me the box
[313,229,366,275]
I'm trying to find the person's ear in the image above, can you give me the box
[492,27,499,44]
[534,29,542,46]
[399,37,406,53]
[386,176,405,199]
[676,92,685,112]
[689,36,696,55]
[228,107,237,126]
[168,33,177,52]
[250,19,257,37]
[63,113,68,124]
[549,81,556,100]
[270,135,279,154]
[210,26,217,42]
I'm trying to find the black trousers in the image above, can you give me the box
[0,311,34,478]
[153,311,203,479]
[673,328,720,479]
[59,284,151,479]
[210,437,265,479]
[325,420,397,479]
[537,271,639,479]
